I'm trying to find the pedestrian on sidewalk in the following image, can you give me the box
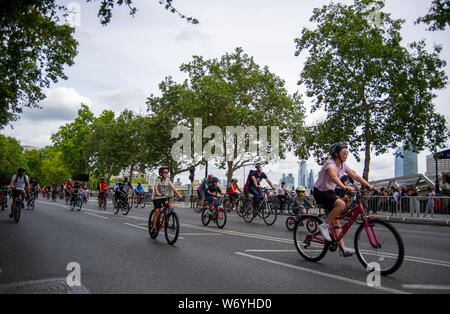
[410,187,420,217]
[423,187,435,219]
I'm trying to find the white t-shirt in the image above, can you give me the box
[12,174,28,190]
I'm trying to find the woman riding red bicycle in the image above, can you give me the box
[314,142,374,256]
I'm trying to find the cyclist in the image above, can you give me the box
[114,181,128,205]
[198,174,213,207]
[244,163,276,214]
[292,186,314,216]
[97,177,109,207]
[335,174,360,206]
[9,167,30,218]
[314,142,373,256]
[64,179,73,200]
[51,182,59,200]
[70,181,82,205]
[226,178,242,210]
[1,174,11,206]
[135,182,145,203]
[123,177,132,193]
[206,177,225,211]
[277,181,289,213]
[82,185,90,203]
[150,166,182,236]
[29,177,39,200]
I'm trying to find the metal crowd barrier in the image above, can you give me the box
[364,195,450,219]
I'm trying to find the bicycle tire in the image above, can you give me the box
[122,202,130,215]
[201,208,211,226]
[113,201,119,214]
[306,218,319,233]
[242,202,255,223]
[354,218,404,276]
[141,198,146,208]
[286,217,296,231]
[216,208,227,229]
[148,209,159,239]
[294,216,328,262]
[193,197,202,213]
[164,211,180,245]
[76,198,82,211]
[263,201,277,226]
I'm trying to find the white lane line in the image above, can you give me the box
[85,212,109,220]
[124,223,147,231]
[234,252,409,294]
[180,233,222,236]
[124,223,184,239]
[245,249,298,253]
[402,285,450,290]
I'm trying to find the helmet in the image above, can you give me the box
[212,177,219,183]
[18,167,26,172]
[119,181,124,185]
[159,166,169,175]
[281,181,286,185]
[296,186,306,192]
[231,178,238,183]
[138,182,141,185]
[101,177,105,180]
[75,181,80,185]
[330,142,348,158]
[255,163,262,168]
[207,174,214,179]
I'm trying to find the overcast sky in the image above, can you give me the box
[2,0,449,185]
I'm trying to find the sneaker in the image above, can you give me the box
[319,224,331,242]
[339,246,355,257]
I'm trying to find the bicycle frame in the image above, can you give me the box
[156,197,173,229]
[306,198,382,250]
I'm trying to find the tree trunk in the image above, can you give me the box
[226,161,234,186]
[363,142,371,181]
[363,99,371,181]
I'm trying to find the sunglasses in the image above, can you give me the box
[162,171,169,174]
[341,151,349,156]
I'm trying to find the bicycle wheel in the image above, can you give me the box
[306,218,319,233]
[165,211,180,245]
[122,201,130,215]
[193,197,202,213]
[294,216,328,262]
[148,209,159,239]
[354,218,404,276]
[216,207,227,229]
[141,198,146,208]
[262,201,277,226]
[201,208,211,226]
[113,201,119,214]
[76,198,82,211]
[242,202,255,224]
[134,197,139,208]
[286,217,296,231]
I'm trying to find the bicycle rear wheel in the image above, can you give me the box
[201,207,211,226]
[354,218,404,276]
[193,197,202,213]
[148,209,159,239]
[165,211,180,245]
[294,216,328,262]
[122,200,130,215]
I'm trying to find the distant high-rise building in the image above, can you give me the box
[395,145,418,178]
[308,170,315,190]
[298,161,308,187]
[286,173,295,189]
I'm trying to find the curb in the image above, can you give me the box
[373,215,450,227]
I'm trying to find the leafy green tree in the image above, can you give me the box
[148,48,305,183]
[40,145,71,185]
[23,148,43,179]
[416,0,450,31]
[0,135,24,176]
[294,0,448,180]
[51,104,94,174]
[0,0,78,128]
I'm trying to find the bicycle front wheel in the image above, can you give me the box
[354,218,404,276]
[286,217,296,231]
[76,199,82,212]
[262,201,277,226]
[165,211,180,245]
[216,208,227,229]
[14,204,21,223]
[294,216,328,262]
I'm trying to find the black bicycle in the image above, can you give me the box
[11,189,24,223]
[148,196,180,245]
[201,195,227,229]
[26,191,36,210]
[240,188,277,225]
[113,192,131,215]
[71,192,83,212]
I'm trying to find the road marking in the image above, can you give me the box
[234,252,409,294]
[180,233,222,236]
[402,284,450,290]
[124,223,147,231]
[84,212,109,220]
[245,249,298,253]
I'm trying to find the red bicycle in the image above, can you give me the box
[294,190,404,276]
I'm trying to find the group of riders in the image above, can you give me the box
[1,142,374,255]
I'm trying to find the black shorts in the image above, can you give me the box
[12,189,24,198]
[313,187,338,213]
[153,197,169,209]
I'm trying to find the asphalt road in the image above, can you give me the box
[0,197,449,294]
